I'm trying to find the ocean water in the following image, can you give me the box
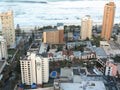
[0,0,120,27]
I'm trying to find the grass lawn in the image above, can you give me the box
[43,83,53,87]
[8,49,16,55]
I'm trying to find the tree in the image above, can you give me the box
[32,31,35,40]
[57,45,63,51]
[85,37,89,41]
[29,37,32,45]
[22,30,26,38]
[47,45,50,52]
[91,36,103,47]
[112,55,120,63]
[67,62,72,68]
[15,24,21,36]
[65,45,68,50]
[14,60,21,74]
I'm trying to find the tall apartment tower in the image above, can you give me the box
[57,23,64,44]
[0,36,8,60]
[101,2,116,40]
[43,29,59,44]
[81,15,92,40]
[0,11,15,47]
[20,52,49,85]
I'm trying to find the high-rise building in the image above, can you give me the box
[43,29,59,44]
[101,2,116,40]
[0,11,15,46]
[20,52,49,85]
[43,29,64,44]
[57,23,64,44]
[43,23,64,44]
[81,15,92,40]
[0,36,8,60]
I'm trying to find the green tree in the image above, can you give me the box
[92,36,103,47]
[22,30,26,38]
[32,31,35,40]
[112,55,120,63]
[47,45,50,52]
[29,37,32,45]
[15,24,21,36]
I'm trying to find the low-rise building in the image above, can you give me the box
[60,81,106,90]
[54,67,106,90]
[100,41,120,57]
[48,51,63,61]
[93,47,107,58]
[43,28,64,44]
[95,58,117,76]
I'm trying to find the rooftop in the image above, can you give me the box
[39,43,47,54]
[60,81,106,90]
[60,68,72,77]
[106,2,116,7]
[93,47,107,57]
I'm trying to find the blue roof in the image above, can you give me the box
[74,51,81,57]
[73,33,79,40]
[94,47,107,57]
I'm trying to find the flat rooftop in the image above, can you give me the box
[60,81,106,90]
[108,41,119,50]
[39,43,48,54]
[93,47,107,57]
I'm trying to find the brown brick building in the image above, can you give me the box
[43,29,64,44]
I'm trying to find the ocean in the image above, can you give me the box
[0,0,120,27]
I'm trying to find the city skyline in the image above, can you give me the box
[0,0,120,27]
[0,1,120,90]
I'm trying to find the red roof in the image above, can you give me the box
[69,51,73,56]
[48,53,53,57]
[62,51,67,55]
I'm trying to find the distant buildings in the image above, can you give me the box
[0,36,8,60]
[0,11,15,47]
[101,2,116,40]
[81,15,92,40]
[20,52,49,85]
